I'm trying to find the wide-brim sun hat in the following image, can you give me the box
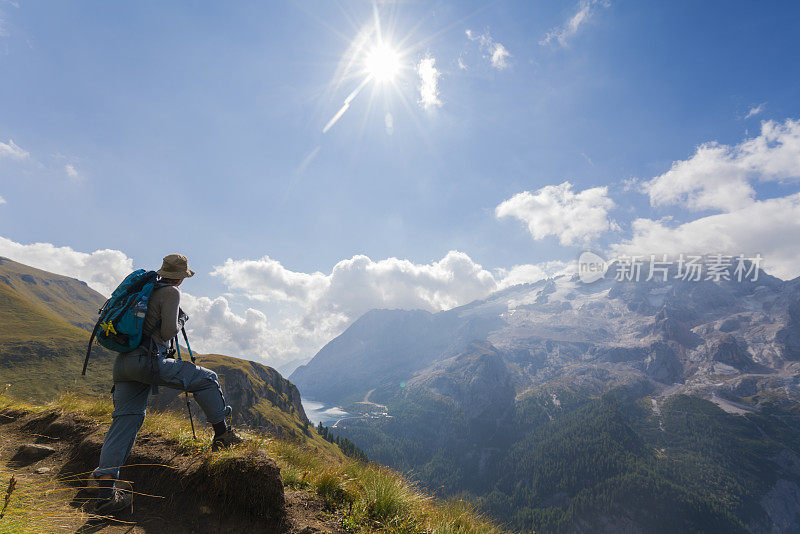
[157,253,195,279]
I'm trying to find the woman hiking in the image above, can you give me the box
[92,254,243,515]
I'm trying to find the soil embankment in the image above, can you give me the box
[0,407,345,533]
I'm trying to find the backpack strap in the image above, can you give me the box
[148,337,160,395]
[82,299,110,376]
[82,320,102,376]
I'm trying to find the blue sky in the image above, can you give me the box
[2,1,799,371]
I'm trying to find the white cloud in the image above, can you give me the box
[611,192,800,280]
[0,195,5,205]
[644,119,800,212]
[179,293,293,363]
[496,181,618,246]
[0,139,29,160]
[213,251,498,317]
[745,103,766,119]
[417,55,442,110]
[0,236,133,295]
[65,164,81,182]
[466,29,511,70]
[540,0,610,47]
[490,43,510,70]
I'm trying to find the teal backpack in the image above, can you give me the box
[82,269,159,375]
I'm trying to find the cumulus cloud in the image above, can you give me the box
[610,193,800,280]
[0,139,29,160]
[179,293,293,362]
[496,181,618,246]
[540,0,610,47]
[466,29,511,70]
[212,251,498,317]
[644,119,800,212]
[613,118,800,280]
[0,236,133,295]
[417,55,442,110]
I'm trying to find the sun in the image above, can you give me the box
[364,43,401,83]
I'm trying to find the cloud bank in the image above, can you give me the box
[644,119,800,213]
[608,118,800,280]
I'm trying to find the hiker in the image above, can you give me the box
[91,254,243,515]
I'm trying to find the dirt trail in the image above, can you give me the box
[0,408,346,533]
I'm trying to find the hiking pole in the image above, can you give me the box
[175,337,197,440]
[180,324,196,364]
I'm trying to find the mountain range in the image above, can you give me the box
[291,265,800,532]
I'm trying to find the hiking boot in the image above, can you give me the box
[93,481,133,516]
[211,428,244,451]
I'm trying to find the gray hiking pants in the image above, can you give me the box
[93,346,231,479]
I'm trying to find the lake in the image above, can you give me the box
[301,399,349,426]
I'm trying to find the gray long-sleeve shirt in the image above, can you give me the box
[143,284,181,347]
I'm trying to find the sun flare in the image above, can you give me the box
[365,43,401,82]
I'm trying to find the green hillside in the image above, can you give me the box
[0,268,113,400]
[0,256,106,331]
[0,281,87,343]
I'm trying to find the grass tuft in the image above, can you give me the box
[0,467,89,533]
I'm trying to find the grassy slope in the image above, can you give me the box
[0,280,116,400]
[0,282,87,343]
[0,256,106,331]
[0,391,506,534]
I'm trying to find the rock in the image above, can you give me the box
[719,317,741,332]
[645,343,684,384]
[35,467,52,474]
[710,336,755,370]
[16,444,56,461]
[298,527,318,534]
[652,317,702,348]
